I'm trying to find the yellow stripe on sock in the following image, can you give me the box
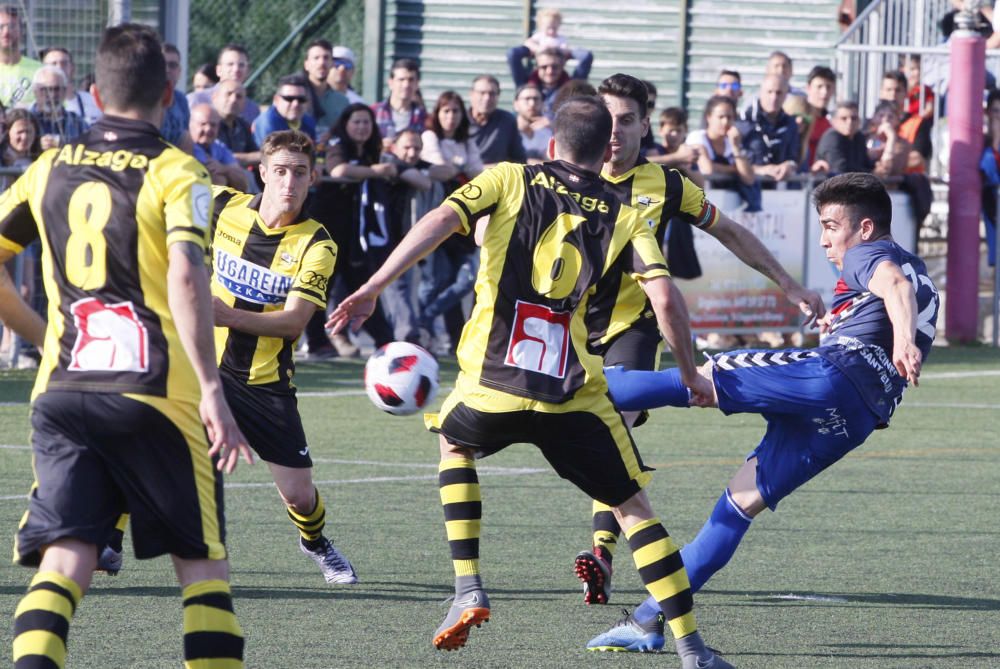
[644,569,692,603]
[439,483,481,505]
[623,517,660,541]
[184,605,243,636]
[439,457,475,472]
[444,519,481,541]
[12,630,66,667]
[114,513,130,532]
[184,658,244,669]
[453,559,479,577]
[32,571,82,605]
[287,489,324,524]
[666,611,698,640]
[182,579,231,600]
[592,501,614,514]
[632,537,679,569]
[14,588,74,622]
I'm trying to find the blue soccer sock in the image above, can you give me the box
[605,366,691,411]
[633,489,753,624]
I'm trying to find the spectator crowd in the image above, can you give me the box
[0,4,995,365]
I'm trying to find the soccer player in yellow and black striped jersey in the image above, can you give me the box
[328,96,733,669]
[208,129,357,584]
[576,74,826,651]
[0,25,249,669]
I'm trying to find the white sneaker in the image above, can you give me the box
[300,538,358,584]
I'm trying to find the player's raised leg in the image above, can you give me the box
[270,464,357,584]
[433,436,490,651]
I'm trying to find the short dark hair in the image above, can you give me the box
[835,100,860,113]
[40,46,72,64]
[261,129,316,168]
[598,73,649,118]
[0,4,21,21]
[194,62,219,86]
[769,50,792,64]
[550,79,597,115]
[718,69,741,83]
[428,90,470,142]
[702,95,736,124]
[813,172,892,235]
[276,74,309,91]
[95,23,167,112]
[472,74,500,92]
[162,42,181,58]
[390,58,420,78]
[218,43,249,62]
[807,65,836,85]
[660,107,687,127]
[642,79,658,98]
[882,70,907,88]
[987,88,1000,110]
[871,99,899,120]
[535,47,566,62]
[306,38,333,53]
[552,95,612,164]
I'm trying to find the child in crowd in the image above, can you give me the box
[647,107,704,187]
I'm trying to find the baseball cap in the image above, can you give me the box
[332,46,355,63]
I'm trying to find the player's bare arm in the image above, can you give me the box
[168,240,253,472]
[0,261,46,350]
[867,259,923,385]
[639,275,714,404]
[213,294,316,340]
[327,204,463,334]
[706,214,825,326]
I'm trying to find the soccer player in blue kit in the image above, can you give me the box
[587,172,940,653]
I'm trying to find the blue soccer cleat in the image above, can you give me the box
[586,609,665,653]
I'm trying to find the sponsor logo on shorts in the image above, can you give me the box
[813,407,849,438]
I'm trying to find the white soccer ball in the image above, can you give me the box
[364,341,440,416]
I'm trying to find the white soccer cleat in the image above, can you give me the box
[300,538,358,584]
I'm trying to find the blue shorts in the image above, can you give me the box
[712,349,880,511]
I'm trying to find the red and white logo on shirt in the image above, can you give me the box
[504,300,571,379]
[68,298,149,373]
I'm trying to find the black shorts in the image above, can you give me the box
[16,391,226,565]
[594,316,664,371]
[221,373,311,468]
[434,399,651,507]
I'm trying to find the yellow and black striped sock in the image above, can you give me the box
[108,513,129,551]
[591,501,620,564]
[287,487,326,547]
[182,579,244,669]
[625,518,697,640]
[13,571,82,669]
[439,457,481,579]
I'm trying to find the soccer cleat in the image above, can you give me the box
[682,649,735,669]
[432,589,491,651]
[586,609,665,653]
[574,547,613,604]
[96,546,123,576]
[300,538,358,584]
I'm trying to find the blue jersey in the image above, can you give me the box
[818,239,940,423]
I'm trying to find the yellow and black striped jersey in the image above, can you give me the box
[442,160,669,409]
[210,187,337,391]
[587,160,719,347]
[0,116,212,402]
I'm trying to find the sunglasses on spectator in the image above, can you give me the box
[280,94,308,104]
[646,101,656,109]
[333,58,353,69]
[38,85,65,94]
[717,82,742,91]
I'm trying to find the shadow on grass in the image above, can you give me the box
[709,589,1000,611]
[736,649,1000,660]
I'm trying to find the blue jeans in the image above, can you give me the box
[418,247,480,345]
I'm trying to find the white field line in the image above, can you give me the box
[0,457,547,499]
[921,369,1000,380]
[770,593,849,603]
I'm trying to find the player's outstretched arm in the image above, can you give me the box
[168,241,253,473]
[706,214,826,327]
[0,262,46,350]
[327,204,463,334]
[867,259,922,385]
[640,275,714,404]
